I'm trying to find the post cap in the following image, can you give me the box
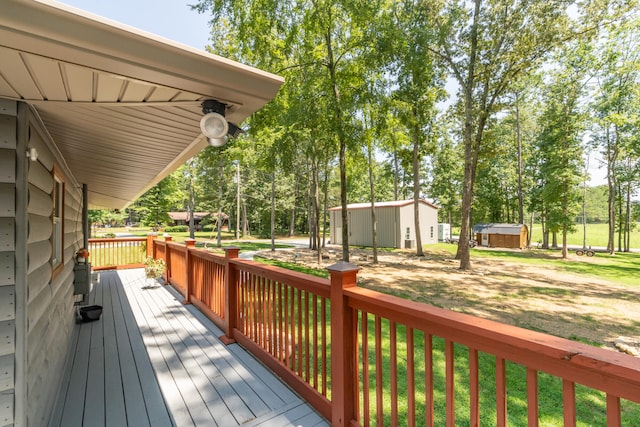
[326,261,360,273]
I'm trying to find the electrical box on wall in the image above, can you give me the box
[73,262,92,297]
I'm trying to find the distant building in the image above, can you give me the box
[472,223,529,249]
[167,212,211,229]
[329,200,439,249]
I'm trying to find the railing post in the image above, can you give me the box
[146,233,155,258]
[220,246,240,345]
[327,261,360,427]
[164,234,172,284]
[182,239,196,305]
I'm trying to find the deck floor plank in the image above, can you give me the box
[50,269,327,427]
[108,273,151,427]
[83,275,106,427]
[101,274,128,427]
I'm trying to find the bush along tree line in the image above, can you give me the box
[96,0,640,267]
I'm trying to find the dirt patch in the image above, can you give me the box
[256,246,640,352]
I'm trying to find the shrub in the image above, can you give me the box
[164,225,189,232]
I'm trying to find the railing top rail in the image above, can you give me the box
[88,237,146,243]
[166,241,188,252]
[231,258,331,298]
[346,286,640,403]
[188,247,226,263]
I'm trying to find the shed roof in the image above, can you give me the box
[329,199,439,211]
[1,0,283,209]
[473,223,527,235]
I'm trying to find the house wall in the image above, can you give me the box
[2,101,83,427]
[0,99,18,427]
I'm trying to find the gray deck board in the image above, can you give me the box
[50,269,328,427]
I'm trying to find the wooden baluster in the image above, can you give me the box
[425,333,434,427]
[470,348,480,427]
[445,340,455,427]
[563,379,576,427]
[496,357,506,426]
[527,368,539,427]
[606,394,621,427]
[407,327,415,427]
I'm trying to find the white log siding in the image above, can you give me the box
[0,99,17,426]
[22,107,82,427]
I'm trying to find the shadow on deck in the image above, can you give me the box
[49,269,327,427]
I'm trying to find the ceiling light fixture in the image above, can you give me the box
[200,100,243,148]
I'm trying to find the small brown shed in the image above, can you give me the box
[473,224,529,249]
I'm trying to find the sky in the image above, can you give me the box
[57,0,608,187]
[58,0,212,50]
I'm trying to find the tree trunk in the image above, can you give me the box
[311,158,321,264]
[324,28,350,262]
[322,160,330,248]
[271,171,276,251]
[412,114,423,257]
[188,167,195,239]
[515,92,524,224]
[625,178,631,252]
[367,140,378,263]
[241,200,248,237]
[606,125,618,254]
[455,0,481,270]
[393,146,399,201]
[289,178,296,237]
[216,157,223,247]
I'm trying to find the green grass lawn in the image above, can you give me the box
[528,222,640,248]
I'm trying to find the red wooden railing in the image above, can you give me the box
[88,236,150,270]
[150,237,640,426]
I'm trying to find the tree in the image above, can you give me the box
[591,16,640,253]
[536,41,592,258]
[381,0,445,256]
[431,0,619,269]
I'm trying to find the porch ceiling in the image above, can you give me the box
[0,0,283,209]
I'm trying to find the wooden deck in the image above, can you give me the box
[49,269,328,427]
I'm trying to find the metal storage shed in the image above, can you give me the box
[329,200,439,249]
[473,223,529,249]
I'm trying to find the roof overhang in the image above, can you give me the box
[0,0,284,209]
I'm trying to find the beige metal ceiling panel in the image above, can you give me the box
[22,54,67,101]
[0,76,19,99]
[62,63,93,102]
[0,47,43,100]
[145,86,183,103]
[119,81,154,102]
[95,74,124,102]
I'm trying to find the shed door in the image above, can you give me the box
[482,233,489,246]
